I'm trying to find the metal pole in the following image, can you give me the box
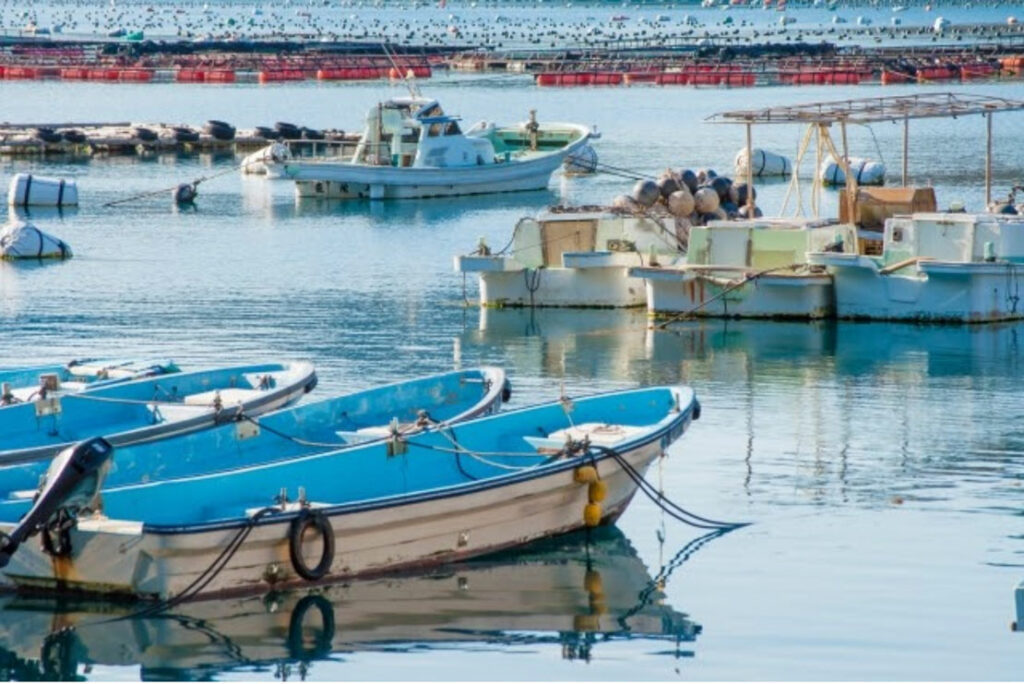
[985,111,993,207]
[902,116,909,186]
[746,121,755,215]
[840,120,854,223]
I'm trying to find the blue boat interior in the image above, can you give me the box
[0,359,178,396]
[0,369,496,502]
[0,386,688,527]
[0,363,298,457]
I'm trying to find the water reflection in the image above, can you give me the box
[0,527,720,681]
[291,189,560,223]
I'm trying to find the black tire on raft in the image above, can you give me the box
[173,127,200,143]
[61,129,87,144]
[204,121,236,141]
[134,126,158,142]
[301,127,325,140]
[286,594,336,661]
[288,510,335,581]
[254,126,280,140]
[207,119,231,129]
[33,127,62,144]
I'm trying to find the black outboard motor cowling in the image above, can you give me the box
[0,437,113,568]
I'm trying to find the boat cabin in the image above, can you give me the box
[510,211,684,269]
[882,213,1024,267]
[686,218,858,270]
[352,97,497,169]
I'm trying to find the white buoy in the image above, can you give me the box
[820,156,886,186]
[0,221,72,260]
[735,148,793,177]
[7,174,78,208]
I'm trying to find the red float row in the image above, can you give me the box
[315,65,431,80]
[537,68,755,87]
[779,69,867,85]
[0,63,432,83]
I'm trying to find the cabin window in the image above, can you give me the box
[427,123,443,137]
[444,121,462,136]
[892,228,903,242]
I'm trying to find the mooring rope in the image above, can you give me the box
[654,263,803,329]
[102,159,258,207]
[588,444,748,531]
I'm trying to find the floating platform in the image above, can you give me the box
[0,122,360,157]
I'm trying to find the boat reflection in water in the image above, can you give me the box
[0,527,713,681]
[459,307,650,384]
[466,306,1023,385]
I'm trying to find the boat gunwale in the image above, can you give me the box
[138,385,695,536]
[0,361,318,466]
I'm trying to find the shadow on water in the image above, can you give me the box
[288,188,559,224]
[0,527,731,681]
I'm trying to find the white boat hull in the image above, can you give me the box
[285,136,588,200]
[818,254,1024,322]
[475,268,647,308]
[0,441,662,600]
[634,267,835,319]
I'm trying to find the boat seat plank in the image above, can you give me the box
[183,388,265,407]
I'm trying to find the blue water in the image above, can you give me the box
[0,75,1023,679]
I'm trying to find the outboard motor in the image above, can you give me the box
[0,437,113,568]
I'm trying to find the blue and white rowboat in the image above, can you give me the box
[0,358,179,405]
[0,361,317,466]
[0,384,698,599]
[0,367,508,500]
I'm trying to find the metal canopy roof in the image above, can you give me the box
[707,92,1024,125]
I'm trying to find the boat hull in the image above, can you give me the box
[472,266,646,308]
[634,267,835,319]
[819,254,1024,322]
[0,440,662,599]
[0,362,317,466]
[286,135,589,201]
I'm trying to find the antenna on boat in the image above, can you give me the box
[381,42,422,99]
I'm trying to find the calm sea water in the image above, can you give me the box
[0,74,1023,680]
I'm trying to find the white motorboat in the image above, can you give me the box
[456,209,685,308]
[808,212,1024,322]
[632,218,858,319]
[282,96,593,200]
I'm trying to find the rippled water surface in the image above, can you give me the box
[0,75,1023,680]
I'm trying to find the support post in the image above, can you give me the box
[902,116,909,186]
[985,111,993,208]
[746,121,755,215]
[840,120,855,224]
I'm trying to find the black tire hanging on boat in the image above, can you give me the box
[287,594,336,660]
[288,510,335,581]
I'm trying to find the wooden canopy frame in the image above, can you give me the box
[708,93,1024,218]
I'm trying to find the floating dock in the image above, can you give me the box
[0,121,360,157]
